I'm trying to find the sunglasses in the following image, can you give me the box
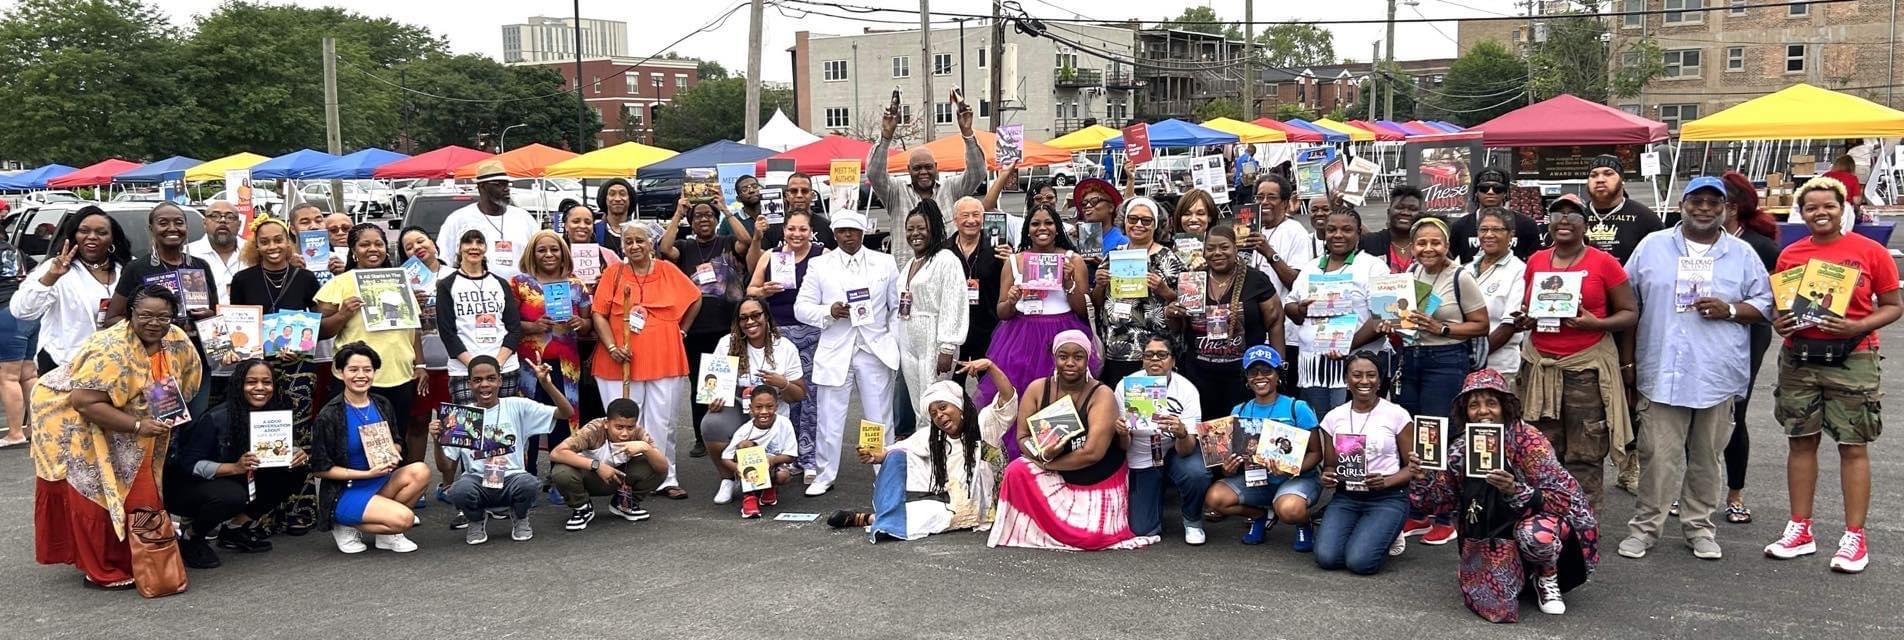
[1477,184,1508,194]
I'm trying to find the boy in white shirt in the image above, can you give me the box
[722,386,799,518]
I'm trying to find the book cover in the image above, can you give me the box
[249,410,295,468]
[354,269,421,331]
[1529,271,1584,319]
[1293,146,1337,196]
[1340,157,1381,206]
[219,304,264,359]
[1306,272,1357,317]
[1465,423,1505,479]
[436,403,487,450]
[695,354,740,405]
[982,212,1010,249]
[402,255,437,292]
[1315,314,1359,354]
[1121,123,1152,165]
[1074,221,1104,255]
[1178,271,1206,315]
[299,230,331,266]
[1108,248,1148,299]
[769,250,798,287]
[1771,264,1805,313]
[996,124,1025,167]
[1205,304,1232,339]
[196,315,234,363]
[1120,375,1168,424]
[1793,258,1858,325]
[1026,398,1088,460]
[736,445,772,492]
[858,420,886,458]
[1368,273,1412,321]
[543,281,574,323]
[571,243,605,285]
[143,375,191,426]
[1334,433,1368,491]
[1414,416,1449,472]
[827,159,861,212]
[846,287,874,327]
[717,162,756,215]
[1235,421,1271,487]
[358,418,402,469]
[1019,252,1063,291]
[682,167,721,205]
[262,310,320,356]
[1197,416,1234,468]
[1675,256,1714,312]
[176,268,211,312]
[1174,233,1205,271]
[760,192,786,225]
[143,271,183,317]
[1255,420,1310,477]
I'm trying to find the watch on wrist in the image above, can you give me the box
[590,459,601,472]
[1726,303,1738,320]
[1439,324,1452,337]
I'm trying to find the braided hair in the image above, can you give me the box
[925,392,982,494]
[725,297,781,381]
[343,223,389,270]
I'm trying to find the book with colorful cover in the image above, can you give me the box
[142,271,183,316]
[1368,273,1412,321]
[402,256,436,292]
[299,230,331,266]
[571,243,605,285]
[996,124,1025,167]
[982,212,1010,249]
[1334,433,1368,491]
[1771,264,1806,313]
[1306,272,1357,317]
[1178,271,1206,315]
[1197,416,1235,468]
[846,287,874,327]
[217,304,264,360]
[695,354,740,405]
[858,420,886,458]
[436,403,486,450]
[1108,248,1148,299]
[1074,221,1104,255]
[177,268,211,312]
[736,445,772,492]
[262,310,320,356]
[354,269,421,331]
[760,192,786,225]
[1254,420,1310,478]
[196,315,234,362]
[1315,314,1359,354]
[543,281,574,323]
[682,167,721,205]
[249,410,295,468]
[1026,398,1088,460]
[1792,258,1858,326]
[144,375,190,426]
[1020,252,1063,291]
[1120,375,1168,424]
[357,417,401,469]
[1414,416,1449,472]
[1675,256,1714,312]
[1174,233,1204,271]
[769,250,798,287]
[1529,271,1584,319]
[1465,423,1504,479]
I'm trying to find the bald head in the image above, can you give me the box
[323,213,352,247]
[906,147,938,192]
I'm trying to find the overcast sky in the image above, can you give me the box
[9,0,1527,81]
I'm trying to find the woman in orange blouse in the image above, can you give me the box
[590,221,702,499]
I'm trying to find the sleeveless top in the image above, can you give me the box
[766,244,819,327]
[1042,379,1123,486]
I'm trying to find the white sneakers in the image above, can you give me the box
[374,533,417,553]
[1388,534,1406,557]
[1184,526,1207,546]
[332,525,366,554]
[714,479,737,505]
[804,481,832,497]
[1534,574,1566,615]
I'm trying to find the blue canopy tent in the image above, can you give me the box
[1429,121,1465,133]
[299,148,410,179]
[0,164,77,190]
[1104,119,1241,149]
[637,140,776,180]
[113,156,203,183]
[1283,119,1350,143]
[250,149,340,180]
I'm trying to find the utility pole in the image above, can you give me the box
[1384,0,1397,121]
[1242,0,1254,120]
[321,37,344,214]
[958,18,967,100]
[573,1,587,153]
[1370,41,1380,120]
[920,0,935,142]
[990,1,1005,133]
[1526,0,1538,106]
[745,0,764,144]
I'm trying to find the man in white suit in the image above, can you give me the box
[794,211,900,496]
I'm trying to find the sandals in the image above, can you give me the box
[83,576,135,591]
[655,486,689,500]
[0,435,27,449]
[1726,502,1753,524]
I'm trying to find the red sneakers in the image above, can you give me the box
[740,494,762,519]
[1422,522,1458,546]
[1764,519,1817,559]
[761,486,779,507]
[1832,529,1869,573]
[1401,517,1432,538]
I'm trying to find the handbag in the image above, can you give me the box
[1456,474,1523,623]
[1789,332,1872,367]
[127,446,188,598]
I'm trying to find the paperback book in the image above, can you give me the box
[858,420,886,458]
[299,230,331,266]
[1074,222,1104,255]
[248,410,295,468]
[1108,249,1148,299]
[1368,273,1413,321]
[571,243,605,285]
[736,445,772,492]
[1120,375,1168,426]
[1025,398,1088,460]
[262,311,320,356]
[1465,423,1505,479]
[769,250,798,287]
[682,167,721,205]
[1177,271,1206,315]
[177,268,211,312]
[1771,264,1805,313]
[1315,314,1358,354]
[1792,258,1858,327]
[1254,420,1310,478]
[142,271,184,318]
[144,375,191,426]
[981,212,1011,249]
[1335,433,1368,492]
[1529,271,1584,333]
[1197,416,1235,468]
[1414,416,1449,472]
[1675,256,1714,312]
[1174,233,1205,270]
[695,354,740,405]
[1020,253,1063,291]
[354,269,421,331]
[1306,272,1357,317]
[436,403,486,451]
[543,282,574,323]
[210,304,264,360]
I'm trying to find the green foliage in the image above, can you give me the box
[1273,103,1318,122]
[393,54,600,152]
[0,0,198,164]
[698,60,728,81]
[1324,106,1352,122]
[1158,5,1223,35]
[1357,62,1417,121]
[1610,39,1665,100]
[1254,24,1335,69]
[652,78,794,151]
[1433,41,1526,126]
[1192,98,1243,122]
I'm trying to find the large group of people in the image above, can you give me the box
[9,99,1897,623]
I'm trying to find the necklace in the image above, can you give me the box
[1585,198,1624,246]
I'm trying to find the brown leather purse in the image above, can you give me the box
[127,447,188,598]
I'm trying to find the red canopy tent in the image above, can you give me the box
[47,159,143,188]
[373,145,493,179]
[1467,94,1668,147]
[754,135,873,176]
[1251,118,1326,143]
[1347,120,1406,142]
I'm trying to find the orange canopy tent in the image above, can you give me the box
[882,130,1071,174]
[451,143,579,179]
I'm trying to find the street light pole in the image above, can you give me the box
[573,0,587,152]
[500,123,528,153]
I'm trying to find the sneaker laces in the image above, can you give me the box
[1536,575,1562,602]
[1776,520,1810,546]
[1838,531,1865,557]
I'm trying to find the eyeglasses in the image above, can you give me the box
[1245,368,1277,379]
[326,225,352,232]
[132,312,172,325]
[738,311,766,321]
[1477,226,1510,235]
[1140,350,1173,361]
[1477,184,1508,194]
[1126,216,1156,227]
[1683,197,1726,208]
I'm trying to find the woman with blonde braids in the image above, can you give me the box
[511,229,592,479]
[701,297,806,504]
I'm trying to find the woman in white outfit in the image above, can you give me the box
[11,206,132,375]
[897,200,970,434]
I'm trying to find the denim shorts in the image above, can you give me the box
[0,308,38,363]
[1221,473,1322,509]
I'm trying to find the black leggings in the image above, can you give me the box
[1726,324,1773,492]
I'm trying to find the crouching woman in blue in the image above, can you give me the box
[827,359,1013,541]
[308,341,433,554]
[1316,352,1418,574]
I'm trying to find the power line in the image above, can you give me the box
[1417,90,1530,114]
[780,0,1857,26]
[1410,5,1460,44]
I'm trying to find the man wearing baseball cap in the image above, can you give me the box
[1204,344,1324,550]
[1616,175,1772,562]
[1450,166,1547,263]
[793,210,901,497]
[436,159,541,281]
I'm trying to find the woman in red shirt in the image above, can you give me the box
[590,221,703,499]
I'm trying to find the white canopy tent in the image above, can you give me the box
[757,109,822,152]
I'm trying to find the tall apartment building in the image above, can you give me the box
[1258,59,1456,117]
[1135,28,1248,120]
[512,57,701,147]
[1608,0,1904,132]
[789,23,1140,144]
[502,16,629,64]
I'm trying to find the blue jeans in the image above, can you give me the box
[1299,386,1347,417]
[1127,448,1212,537]
[1315,487,1409,575]
[1397,343,1471,419]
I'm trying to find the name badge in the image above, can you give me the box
[693,263,717,285]
[627,307,647,335]
[966,278,980,305]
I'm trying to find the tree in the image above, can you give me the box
[697,60,728,81]
[1255,24,1335,69]
[1193,97,1243,122]
[1273,103,1318,122]
[393,53,599,152]
[1432,41,1526,126]
[1528,7,1661,102]
[1158,5,1223,35]
[0,0,200,164]
[652,77,794,151]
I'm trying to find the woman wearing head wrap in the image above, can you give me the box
[1410,369,1599,622]
[987,330,1156,550]
[1091,196,1186,383]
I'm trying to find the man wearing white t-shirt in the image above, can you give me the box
[437,159,541,281]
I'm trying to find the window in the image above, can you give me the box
[1664,0,1703,24]
[1726,47,1744,71]
[1663,49,1702,78]
[977,48,987,68]
[1623,0,1645,28]
[623,105,645,128]
[934,102,953,125]
[1620,104,1641,115]
[823,59,848,81]
[1728,0,1746,14]
[1789,1,1809,16]
[1056,52,1078,70]
[675,74,687,89]
[625,72,639,94]
[892,56,911,78]
[651,73,664,89]
[593,106,604,124]
[900,105,913,125]
[591,76,601,94]
[933,53,952,76]
[825,107,850,128]
[1786,44,1807,72]
[1660,104,1699,131]
[979,99,990,117]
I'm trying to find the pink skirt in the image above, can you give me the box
[986,458,1157,551]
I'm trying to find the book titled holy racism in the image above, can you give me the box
[1025,398,1087,460]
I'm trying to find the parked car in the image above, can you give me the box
[390,179,468,217]
[510,178,585,215]
[1019,157,1098,188]
[8,202,204,263]
[299,179,395,218]
[392,190,482,240]
[111,191,168,203]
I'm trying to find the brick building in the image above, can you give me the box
[1257,59,1455,117]
[514,57,701,148]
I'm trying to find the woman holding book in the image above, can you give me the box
[1508,208,1636,515]
[439,229,524,403]
[164,359,306,568]
[1091,197,1184,384]
[1166,222,1283,419]
[986,204,1094,460]
[309,341,431,554]
[1717,171,1781,524]
[1206,346,1322,549]
[662,198,753,460]
[746,211,825,480]
[561,204,598,250]
[590,221,702,499]
[831,361,1013,541]
[1316,352,1417,574]
[897,201,970,434]
[987,330,1156,551]
[315,224,428,466]
[11,205,133,375]
[512,230,592,478]
[704,297,805,505]
[1410,368,1599,620]
[397,226,460,509]
[1285,210,1391,417]
[31,285,202,590]
[1118,336,1212,545]
[231,215,325,533]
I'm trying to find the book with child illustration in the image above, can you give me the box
[1197,416,1235,469]
[354,269,421,331]
[736,445,772,492]
[1306,272,1357,317]
[249,410,295,468]
[436,403,486,451]
[696,354,740,405]
[262,310,320,356]
[1254,420,1309,478]
[1771,264,1805,314]
[1026,398,1088,460]
[1020,252,1063,291]
[1792,258,1858,327]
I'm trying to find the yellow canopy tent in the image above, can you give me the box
[544,141,678,178]
[183,152,271,182]
[1045,125,1122,151]
[1311,119,1376,142]
[1680,83,1904,141]
[1198,117,1288,143]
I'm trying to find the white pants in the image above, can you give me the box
[814,349,896,486]
[597,376,687,489]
